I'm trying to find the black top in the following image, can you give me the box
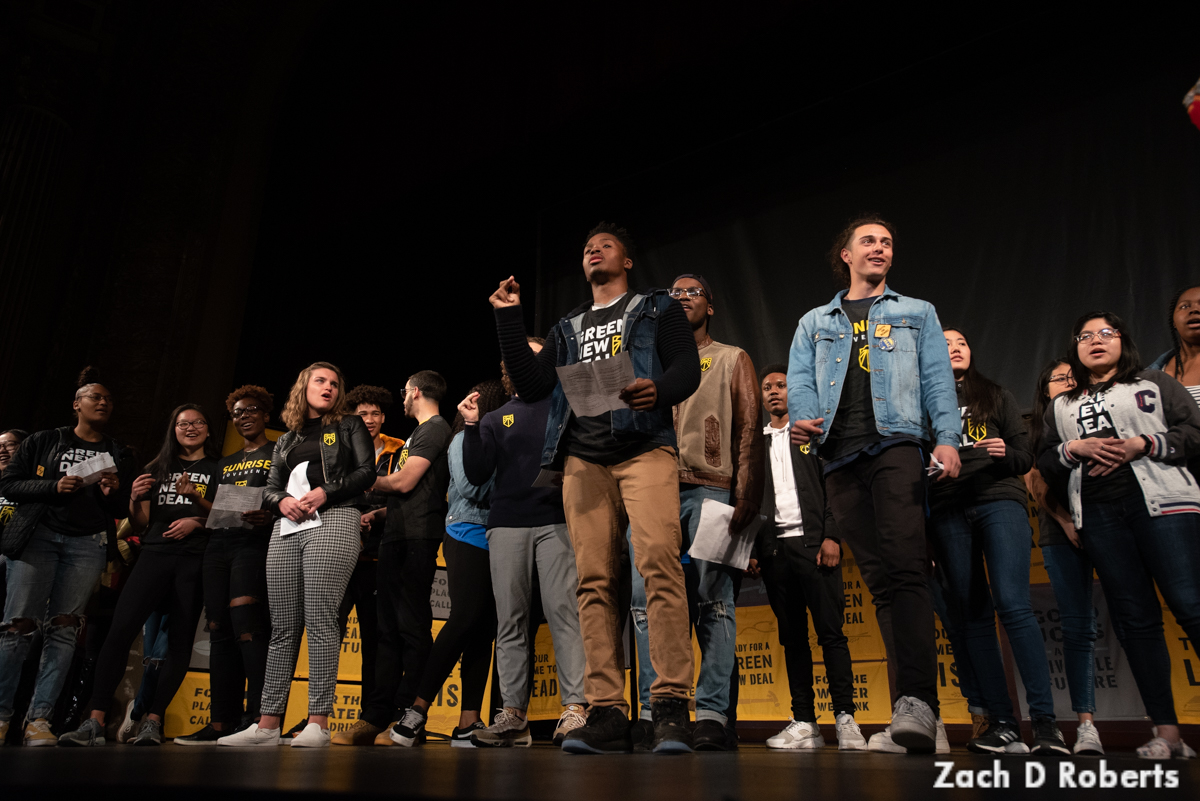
[212,445,275,536]
[288,417,326,492]
[463,395,566,529]
[383,415,452,542]
[1075,382,1140,501]
[0,491,15,536]
[41,433,118,537]
[142,456,218,555]
[821,297,882,462]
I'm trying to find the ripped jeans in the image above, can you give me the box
[630,483,736,723]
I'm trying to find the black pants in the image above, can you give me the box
[762,541,855,721]
[362,538,439,728]
[825,443,939,714]
[337,557,379,714]
[415,534,495,709]
[89,549,204,718]
[203,532,271,725]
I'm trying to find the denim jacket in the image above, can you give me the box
[446,431,491,527]
[786,287,959,448]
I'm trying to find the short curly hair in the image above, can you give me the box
[829,215,895,289]
[225,385,274,415]
[586,221,637,264]
[345,384,394,412]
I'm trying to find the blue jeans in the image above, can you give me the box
[928,564,987,716]
[0,525,106,722]
[131,610,171,719]
[928,499,1055,720]
[1040,543,1097,715]
[1081,496,1200,724]
[630,484,736,723]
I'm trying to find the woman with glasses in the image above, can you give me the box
[1024,360,1106,754]
[60,403,219,747]
[0,368,132,747]
[1038,312,1200,759]
[927,329,1065,755]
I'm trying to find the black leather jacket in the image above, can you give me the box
[264,414,375,513]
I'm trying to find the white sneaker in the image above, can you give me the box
[868,719,950,755]
[766,718,824,750]
[116,699,139,744]
[217,722,283,747]
[1137,727,1198,760]
[1073,720,1104,755]
[835,713,867,751]
[291,722,331,748]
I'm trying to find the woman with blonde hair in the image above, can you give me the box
[218,362,374,748]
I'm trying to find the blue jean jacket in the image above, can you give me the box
[542,290,678,468]
[446,431,491,527]
[786,286,960,448]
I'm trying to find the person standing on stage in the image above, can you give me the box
[1149,285,1200,393]
[626,274,763,752]
[752,364,866,752]
[489,222,701,755]
[217,361,375,748]
[786,217,960,754]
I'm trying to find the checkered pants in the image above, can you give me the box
[260,505,361,717]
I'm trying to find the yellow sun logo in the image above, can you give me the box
[700,357,713,372]
[323,433,336,446]
[503,414,515,427]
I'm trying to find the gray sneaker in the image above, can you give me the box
[58,718,106,747]
[131,718,163,746]
[889,696,937,752]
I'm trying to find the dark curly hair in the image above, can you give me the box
[828,215,895,289]
[451,379,508,437]
[225,385,274,415]
[758,362,788,384]
[345,384,394,412]
[586,221,637,264]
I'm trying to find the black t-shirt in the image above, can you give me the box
[142,456,218,555]
[929,382,1030,511]
[821,297,883,462]
[383,415,452,542]
[0,491,15,535]
[566,295,657,466]
[1075,385,1139,501]
[40,433,116,537]
[288,417,326,492]
[212,445,275,536]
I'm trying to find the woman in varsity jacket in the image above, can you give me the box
[1038,311,1200,760]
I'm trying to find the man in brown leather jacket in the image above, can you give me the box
[627,274,764,752]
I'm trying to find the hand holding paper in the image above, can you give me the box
[687,498,765,570]
[66,452,118,487]
[207,484,266,530]
[555,352,637,418]
[280,461,321,537]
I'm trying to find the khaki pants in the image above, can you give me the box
[563,446,693,713]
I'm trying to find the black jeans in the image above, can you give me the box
[825,443,939,714]
[415,534,495,709]
[203,532,271,725]
[89,549,204,718]
[337,557,379,714]
[762,542,855,721]
[362,538,440,728]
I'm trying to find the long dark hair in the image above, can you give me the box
[146,403,219,482]
[943,327,1003,423]
[1029,359,1068,454]
[1064,311,1143,400]
[1165,285,1200,381]
[451,379,508,437]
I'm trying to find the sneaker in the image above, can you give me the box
[21,718,55,747]
[1137,727,1198,760]
[693,718,729,751]
[971,713,988,741]
[650,697,693,755]
[968,718,1029,754]
[374,723,397,746]
[561,704,632,754]
[331,719,382,746]
[630,718,655,753]
[766,719,824,750]
[472,708,532,748]
[868,719,950,755]
[116,699,139,744]
[131,718,163,746]
[451,721,486,748]
[835,712,867,751]
[1073,720,1104,756]
[217,722,283,747]
[553,704,588,747]
[291,722,330,748]
[58,717,105,747]
[1031,716,1069,756]
[889,696,937,752]
[174,723,223,746]
[390,707,427,747]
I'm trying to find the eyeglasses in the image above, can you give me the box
[80,393,113,403]
[1074,328,1120,344]
[668,287,707,300]
[1048,375,1077,386]
[0,441,20,452]
[231,406,263,419]
[176,420,209,430]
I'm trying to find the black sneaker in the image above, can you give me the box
[693,719,728,752]
[131,718,163,746]
[968,718,1029,755]
[174,723,223,746]
[57,717,105,747]
[451,721,486,748]
[1031,716,1070,756]
[650,698,693,755]
[630,718,655,753]
[561,705,632,754]
[390,707,427,747]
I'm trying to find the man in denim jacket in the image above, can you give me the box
[786,217,960,753]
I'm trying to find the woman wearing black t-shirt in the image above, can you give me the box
[218,361,374,749]
[60,403,219,747]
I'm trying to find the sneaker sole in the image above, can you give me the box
[471,734,533,748]
[838,740,868,751]
[1032,744,1070,756]
[889,727,935,752]
[173,739,220,746]
[218,738,283,747]
[1074,746,1105,756]
[766,740,824,750]
[450,738,477,748]
[24,738,58,747]
[130,739,162,746]
[652,740,693,755]
[389,731,419,747]
[561,738,632,755]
